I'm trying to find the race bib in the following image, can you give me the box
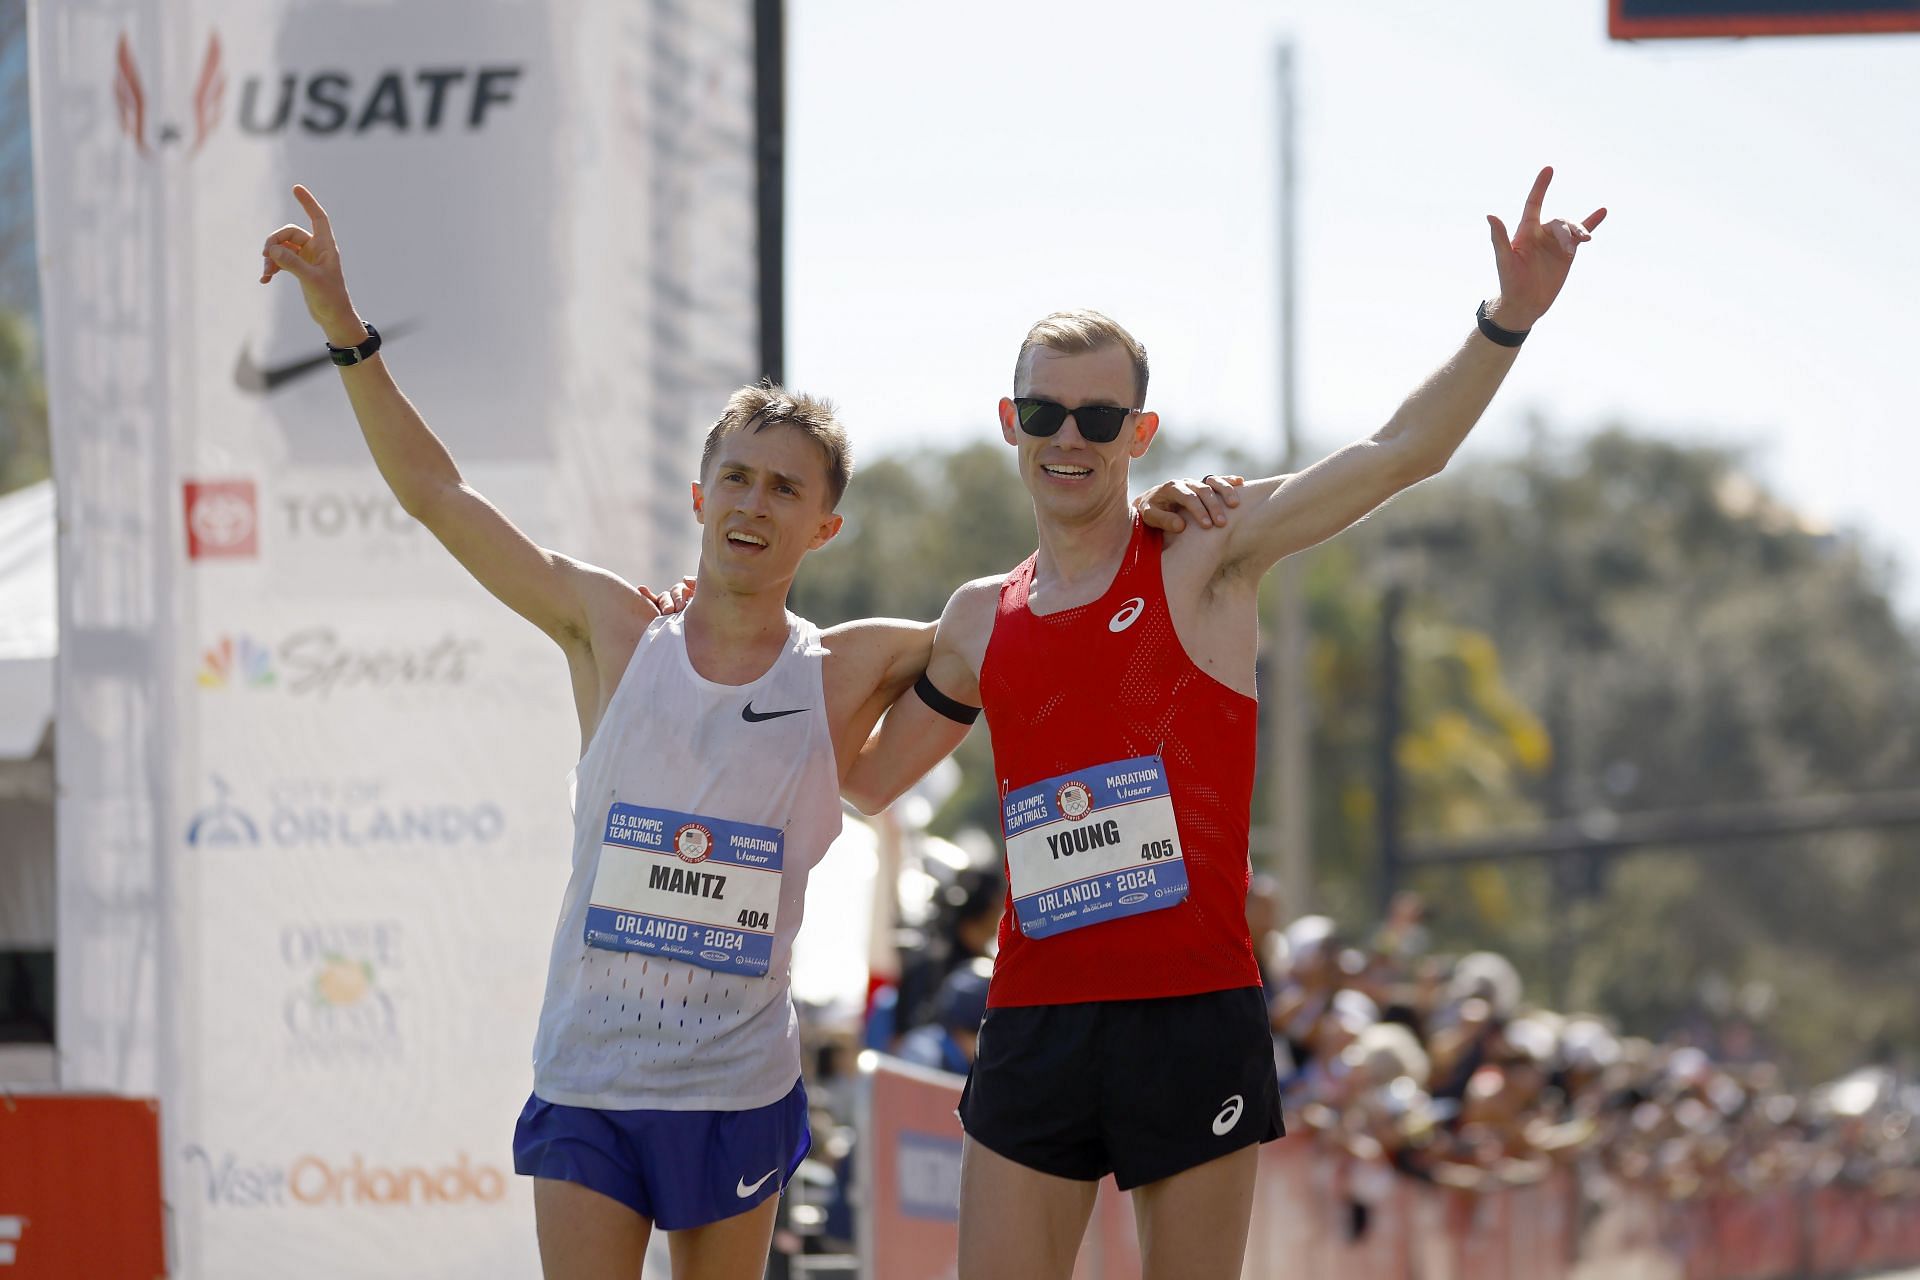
[584,803,782,977]
[1002,754,1188,940]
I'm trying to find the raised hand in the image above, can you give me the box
[1137,473,1245,533]
[1484,167,1606,332]
[259,184,363,346]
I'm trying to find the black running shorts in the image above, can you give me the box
[957,986,1285,1191]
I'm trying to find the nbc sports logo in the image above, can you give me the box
[198,634,276,689]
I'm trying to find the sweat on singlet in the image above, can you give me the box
[977,515,1263,1008]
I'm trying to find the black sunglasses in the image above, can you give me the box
[1012,397,1137,445]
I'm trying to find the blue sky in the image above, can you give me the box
[786,1,1920,606]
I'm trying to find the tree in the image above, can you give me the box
[1349,426,1920,1080]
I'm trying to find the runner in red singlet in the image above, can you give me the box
[846,168,1606,1279]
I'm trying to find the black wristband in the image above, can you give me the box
[1475,301,1528,348]
[914,672,981,725]
[327,321,382,366]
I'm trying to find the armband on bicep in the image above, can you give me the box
[914,672,981,725]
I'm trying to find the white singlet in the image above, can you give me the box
[530,611,842,1111]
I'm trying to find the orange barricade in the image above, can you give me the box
[1504,1167,1576,1280]
[0,1093,168,1279]
[856,1054,966,1280]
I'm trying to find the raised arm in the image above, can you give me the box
[260,184,630,648]
[1210,167,1606,582]
[841,578,996,815]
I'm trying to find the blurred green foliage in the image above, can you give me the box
[0,308,48,493]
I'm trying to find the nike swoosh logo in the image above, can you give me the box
[742,703,807,723]
[235,321,416,394]
[736,1167,777,1198]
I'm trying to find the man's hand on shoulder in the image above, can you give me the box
[1136,474,1245,534]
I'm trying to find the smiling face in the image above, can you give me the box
[692,420,844,596]
[1001,342,1159,527]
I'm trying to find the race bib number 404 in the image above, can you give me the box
[1002,755,1189,940]
[584,803,783,977]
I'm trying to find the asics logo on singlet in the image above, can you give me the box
[1108,597,1146,632]
[736,1168,778,1198]
[741,702,807,723]
[1212,1094,1245,1136]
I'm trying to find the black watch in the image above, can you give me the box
[327,322,382,366]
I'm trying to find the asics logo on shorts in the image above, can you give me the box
[1108,597,1147,633]
[736,1168,777,1198]
[1211,1094,1244,1136]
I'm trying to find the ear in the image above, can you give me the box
[1127,411,1160,460]
[998,397,1020,447]
[809,511,845,550]
[690,481,705,522]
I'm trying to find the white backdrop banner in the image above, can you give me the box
[34,1,764,1274]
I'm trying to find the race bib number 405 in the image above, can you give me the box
[584,803,782,977]
[1002,755,1189,940]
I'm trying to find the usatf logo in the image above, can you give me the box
[183,479,259,561]
[198,634,275,689]
[281,922,401,1064]
[117,29,524,156]
[673,823,714,864]
[185,776,505,852]
[115,31,224,156]
[1056,781,1094,822]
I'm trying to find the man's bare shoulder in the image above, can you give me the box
[946,573,1006,626]
[935,573,1010,679]
[558,553,660,650]
[819,616,935,673]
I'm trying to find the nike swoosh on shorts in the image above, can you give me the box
[736,1168,777,1198]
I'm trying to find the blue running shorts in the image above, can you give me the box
[512,1078,811,1231]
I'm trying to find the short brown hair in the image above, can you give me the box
[1015,309,1149,408]
[700,382,853,509]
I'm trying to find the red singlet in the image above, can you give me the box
[978,516,1262,1008]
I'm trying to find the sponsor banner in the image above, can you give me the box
[194,625,483,699]
[278,920,405,1067]
[184,478,261,560]
[179,1146,509,1211]
[38,3,764,1276]
[183,774,507,854]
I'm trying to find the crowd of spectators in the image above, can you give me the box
[1254,884,1918,1215]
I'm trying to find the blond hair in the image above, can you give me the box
[1015,309,1150,408]
[700,382,853,508]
